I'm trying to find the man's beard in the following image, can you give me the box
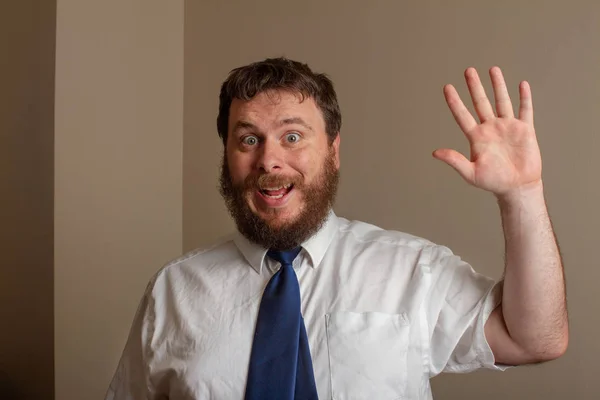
[219,150,339,251]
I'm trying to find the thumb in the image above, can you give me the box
[432,149,474,183]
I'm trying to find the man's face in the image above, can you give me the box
[220,90,340,250]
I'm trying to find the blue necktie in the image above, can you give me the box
[244,247,319,400]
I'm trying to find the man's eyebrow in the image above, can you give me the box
[231,121,258,135]
[231,118,314,136]
[278,117,314,132]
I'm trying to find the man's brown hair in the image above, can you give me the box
[217,57,342,146]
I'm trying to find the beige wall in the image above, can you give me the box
[184,1,600,399]
[48,0,599,398]
[54,1,184,399]
[0,1,56,399]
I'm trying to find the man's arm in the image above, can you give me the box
[433,66,568,365]
[485,181,568,365]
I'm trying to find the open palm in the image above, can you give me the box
[434,67,542,196]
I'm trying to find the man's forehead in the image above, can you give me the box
[229,91,323,128]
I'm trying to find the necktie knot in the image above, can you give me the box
[266,247,302,267]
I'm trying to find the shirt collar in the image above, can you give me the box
[233,210,339,274]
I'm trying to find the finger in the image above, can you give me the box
[490,66,514,118]
[444,84,478,134]
[518,81,534,125]
[465,67,496,123]
[432,148,474,183]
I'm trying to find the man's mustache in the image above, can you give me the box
[242,173,304,191]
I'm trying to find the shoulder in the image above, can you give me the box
[336,216,434,248]
[145,233,240,288]
[334,215,460,264]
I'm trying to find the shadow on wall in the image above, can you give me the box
[0,370,20,400]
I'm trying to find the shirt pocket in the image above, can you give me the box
[325,311,410,400]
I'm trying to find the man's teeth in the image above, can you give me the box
[262,183,292,191]
[261,183,292,199]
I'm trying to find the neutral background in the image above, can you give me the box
[3,0,598,399]
[1,1,55,399]
[55,0,184,398]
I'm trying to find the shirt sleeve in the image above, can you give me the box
[104,280,157,400]
[424,244,511,377]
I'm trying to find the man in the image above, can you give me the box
[106,58,568,399]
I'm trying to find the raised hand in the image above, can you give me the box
[433,67,542,197]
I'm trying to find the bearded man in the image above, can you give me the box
[106,57,568,400]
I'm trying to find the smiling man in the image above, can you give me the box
[219,87,340,251]
[106,58,568,400]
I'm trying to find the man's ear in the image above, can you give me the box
[332,133,341,169]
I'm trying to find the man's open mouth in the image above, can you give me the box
[259,183,294,199]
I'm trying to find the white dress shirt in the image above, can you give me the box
[106,212,507,400]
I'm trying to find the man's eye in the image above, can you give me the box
[242,136,258,146]
[286,133,300,143]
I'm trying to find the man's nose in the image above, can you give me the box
[255,139,283,173]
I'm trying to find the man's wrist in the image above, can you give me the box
[495,180,545,210]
